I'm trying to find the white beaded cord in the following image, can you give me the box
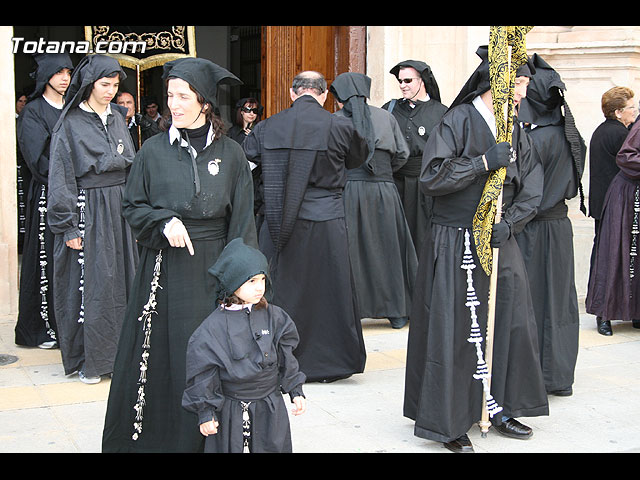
[461,229,502,418]
[132,249,163,441]
[38,185,55,340]
[77,189,86,324]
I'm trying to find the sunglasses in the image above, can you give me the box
[241,107,260,114]
[398,78,421,84]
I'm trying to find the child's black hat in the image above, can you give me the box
[208,238,272,302]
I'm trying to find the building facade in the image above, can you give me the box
[2,25,640,314]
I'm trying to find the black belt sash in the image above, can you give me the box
[77,168,127,189]
[432,183,516,228]
[222,369,279,401]
[394,155,422,177]
[181,217,228,241]
[347,150,393,182]
[533,201,568,221]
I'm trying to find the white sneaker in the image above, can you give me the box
[78,370,101,384]
[38,340,58,349]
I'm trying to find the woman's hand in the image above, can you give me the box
[163,218,194,255]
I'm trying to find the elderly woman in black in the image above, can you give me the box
[587,86,637,335]
[102,58,257,453]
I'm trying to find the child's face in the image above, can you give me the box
[234,274,266,304]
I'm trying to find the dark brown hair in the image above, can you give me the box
[164,76,227,138]
[234,98,263,127]
[220,294,268,310]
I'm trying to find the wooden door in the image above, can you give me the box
[261,26,366,117]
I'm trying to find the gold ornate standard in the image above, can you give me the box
[472,25,532,276]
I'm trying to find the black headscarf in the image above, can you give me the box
[518,53,587,214]
[329,72,376,171]
[162,57,242,110]
[162,57,243,196]
[389,59,442,102]
[449,46,536,110]
[54,54,127,131]
[208,238,272,303]
[62,54,125,112]
[28,53,74,100]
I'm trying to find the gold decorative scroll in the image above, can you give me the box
[472,25,532,276]
[84,26,196,70]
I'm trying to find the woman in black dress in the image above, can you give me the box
[102,58,257,452]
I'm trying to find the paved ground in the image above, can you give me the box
[1,310,639,453]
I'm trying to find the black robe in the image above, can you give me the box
[15,96,61,346]
[515,121,583,393]
[102,127,257,453]
[243,95,368,382]
[404,103,548,443]
[588,118,630,220]
[227,124,264,232]
[587,118,631,282]
[338,105,417,320]
[381,97,448,251]
[587,119,640,322]
[47,103,138,378]
[182,304,306,453]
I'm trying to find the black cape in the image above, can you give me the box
[182,304,305,453]
[404,102,548,443]
[15,96,62,346]
[102,128,257,453]
[243,94,369,382]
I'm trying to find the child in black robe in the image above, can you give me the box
[182,238,306,453]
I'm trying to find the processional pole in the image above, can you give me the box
[473,26,533,438]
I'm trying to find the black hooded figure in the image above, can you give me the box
[102,57,257,453]
[515,53,587,396]
[47,54,138,383]
[382,60,448,252]
[403,46,548,453]
[182,238,306,453]
[330,72,417,329]
[15,53,73,348]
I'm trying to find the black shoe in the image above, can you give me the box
[597,317,612,336]
[443,434,474,453]
[389,317,408,329]
[318,374,352,383]
[632,319,640,329]
[548,387,573,397]
[494,418,533,440]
